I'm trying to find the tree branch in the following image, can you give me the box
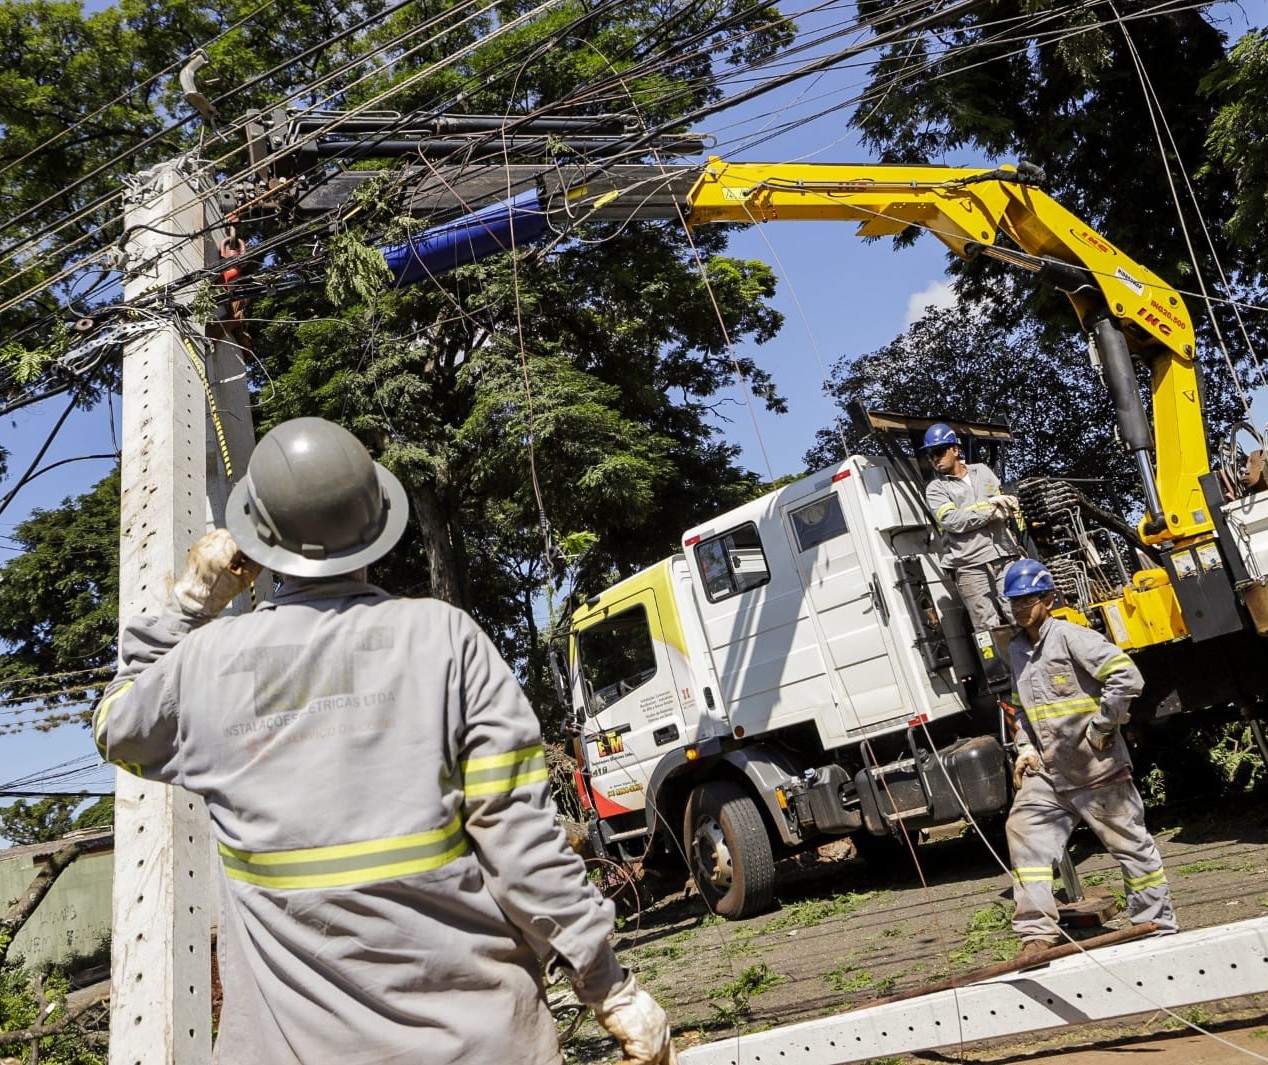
[0,986,110,1047]
[0,840,86,966]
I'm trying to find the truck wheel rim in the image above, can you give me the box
[692,816,733,891]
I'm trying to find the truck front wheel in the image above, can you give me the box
[684,781,775,919]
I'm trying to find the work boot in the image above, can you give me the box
[1017,939,1059,964]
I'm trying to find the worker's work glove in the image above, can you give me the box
[173,529,261,619]
[1085,719,1117,751]
[1012,746,1043,790]
[990,494,1021,518]
[592,971,678,1065]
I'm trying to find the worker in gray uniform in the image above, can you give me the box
[1002,559,1178,960]
[921,422,1023,634]
[93,417,676,1065]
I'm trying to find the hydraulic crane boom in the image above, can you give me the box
[679,157,1210,548]
[245,123,1210,550]
[346,150,1266,656]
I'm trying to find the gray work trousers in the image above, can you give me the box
[1006,773,1178,943]
[954,559,1013,631]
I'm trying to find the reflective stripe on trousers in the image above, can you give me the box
[1006,774,1177,942]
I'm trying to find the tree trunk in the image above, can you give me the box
[409,475,469,608]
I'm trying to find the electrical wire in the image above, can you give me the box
[1111,0,1267,408]
[0,0,510,310]
[0,391,83,519]
[0,0,912,328]
[0,0,1217,329]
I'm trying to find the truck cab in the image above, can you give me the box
[566,439,1013,917]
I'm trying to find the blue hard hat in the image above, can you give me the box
[1003,559,1056,599]
[921,423,960,450]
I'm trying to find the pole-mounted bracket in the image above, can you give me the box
[180,49,220,125]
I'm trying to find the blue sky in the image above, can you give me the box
[2,0,1267,800]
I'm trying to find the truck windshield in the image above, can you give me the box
[577,604,657,715]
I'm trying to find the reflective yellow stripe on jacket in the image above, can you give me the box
[1094,653,1134,682]
[1025,697,1098,723]
[933,499,995,530]
[94,681,133,755]
[94,681,143,776]
[1012,866,1054,884]
[218,815,469,889]
[462,743,549,799]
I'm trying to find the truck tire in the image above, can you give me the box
[684,781,775,919]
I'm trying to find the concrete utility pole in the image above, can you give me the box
[111,156,257,1064]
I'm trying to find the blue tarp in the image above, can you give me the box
[381,189,550,287]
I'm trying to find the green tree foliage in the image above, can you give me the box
[0,469,119,732]
[0,797,76,845]
[0,796,112,846]
[68,796,114,833]
[807,295,1135,508]
[0,965,106,1063]
[1203,29,1268,267]
[256,227,780,672]
[849,0,1258,439]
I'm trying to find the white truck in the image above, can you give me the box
[550,158,1268,919]
[561,426,1014,918]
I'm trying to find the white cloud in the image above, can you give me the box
[902,279,956,327]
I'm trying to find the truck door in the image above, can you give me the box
[573,586,692,820]
[689,505,851,743]
[781,482,912,731]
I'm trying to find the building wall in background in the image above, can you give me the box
[0,829,113,970]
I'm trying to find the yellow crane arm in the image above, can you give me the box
[683,157,1213,546]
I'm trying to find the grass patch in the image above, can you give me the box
[1175,859,1230,875]
[719,938,765,960]
[946,902,1015,966]
[1078,868,1119,887]
[823,963,896,995]
[1165,1005,1213,1030]
[766,891,879,931]
[709,963,784,1025]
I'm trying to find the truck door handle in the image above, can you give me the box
[869,575,890,624]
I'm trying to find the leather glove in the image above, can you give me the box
[592,971,678,1065]
[174,529,261,618]
[1086,719,1117,751]
[991,494,1021,517]
[1012,746,1043,790]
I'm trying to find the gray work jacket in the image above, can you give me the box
[925,462,1020,570]
[94,578,620,1065]
[1009,617,1144,791]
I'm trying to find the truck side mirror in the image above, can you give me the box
[548,644,570,711]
